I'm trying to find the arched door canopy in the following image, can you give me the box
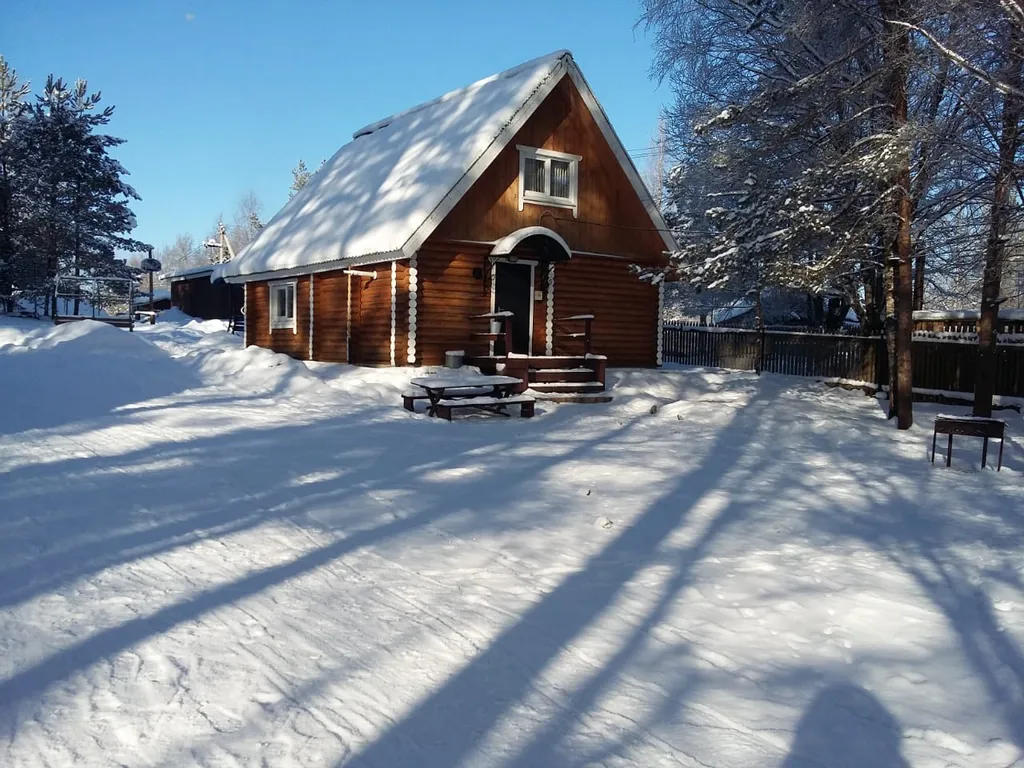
[490,226,572,262]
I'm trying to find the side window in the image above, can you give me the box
[269,281,296,331]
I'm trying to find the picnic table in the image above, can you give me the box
[406,374,532,419]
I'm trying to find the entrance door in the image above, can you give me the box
[493,261,533,355]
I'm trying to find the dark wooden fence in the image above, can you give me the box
[662,326,1024,398]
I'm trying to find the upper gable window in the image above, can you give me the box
[517,145,581,217]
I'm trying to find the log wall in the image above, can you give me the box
[414,245,493,366]
[245,275,312,359]
[431,76,667,265]
[312,271,349,362]
[350,261,399,366]
[551,256,658,366]
[411,243,659,367]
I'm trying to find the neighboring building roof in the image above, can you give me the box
[162,264,217,282]
[132,289,171,306]
[217,50,675,282]
[914,309,1024,321]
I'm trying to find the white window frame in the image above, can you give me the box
[517,145,581,218]
[269,280,297,332]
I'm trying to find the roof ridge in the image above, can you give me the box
[351,49,571,140]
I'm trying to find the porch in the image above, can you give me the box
[464,311,610,402]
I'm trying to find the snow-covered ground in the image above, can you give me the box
[1,313,1023,768]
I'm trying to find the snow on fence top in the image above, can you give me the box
[914,308,1024,321]
[217,51,573,281]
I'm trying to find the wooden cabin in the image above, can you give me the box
[216,51,676,394]
[164,265,244,321]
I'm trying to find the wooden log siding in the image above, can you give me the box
[414,246,493,366]
[394,261,410,366]
[246,276,312,360]
[552,256,658,366]
[350,262,398,366]
[312,270,349,363]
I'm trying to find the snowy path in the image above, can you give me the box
[1,315,1023,767]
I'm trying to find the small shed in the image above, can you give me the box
[132,289,172,312]
[163,265,243,320]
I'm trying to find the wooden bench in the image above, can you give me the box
[435,395,535,421]
[54,315,134,329]
[932,414,1006,471]
[402,391,430,412]
[402,387,494,412]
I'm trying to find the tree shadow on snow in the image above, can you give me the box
[0,389,666,738]
[335,388,776,767]
[798,429,1024,752]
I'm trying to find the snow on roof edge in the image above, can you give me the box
[914,308,1024,321]
[162,264,217,281]
[218,51,570,281]
[351,50,572,141]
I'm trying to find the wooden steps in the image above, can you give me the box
[465,354,611,403]
[528,391,615,404]
[529,367,594,383]
[527,380,605,393]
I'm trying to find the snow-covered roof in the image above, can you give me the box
[132,288,171,306]
[162,264,217,282]
[217,51,675,282]
[711,301,754,325]
[914,309,1024,321]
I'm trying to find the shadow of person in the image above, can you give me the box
[782,682,909,768]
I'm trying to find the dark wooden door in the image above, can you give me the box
[494,262,532,355]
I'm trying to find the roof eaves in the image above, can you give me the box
[219,250,406,284]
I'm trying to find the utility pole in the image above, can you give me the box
[148,247,155,323]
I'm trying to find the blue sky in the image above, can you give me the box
[4,1,668,252]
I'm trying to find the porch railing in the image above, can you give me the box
[555,314,594,355]
[469,311,514,356]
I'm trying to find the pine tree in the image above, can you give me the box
[0,56,30,312]
[18,76,146,313]
[289,159,312,197]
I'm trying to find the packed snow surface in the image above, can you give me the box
[1,315,1024,767]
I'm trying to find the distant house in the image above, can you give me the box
[913,308,1024,335]
[216,50,676,375]
[163,265,243,320]
[132,288,172,312]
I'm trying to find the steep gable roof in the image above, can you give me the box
[219,51,674,281]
